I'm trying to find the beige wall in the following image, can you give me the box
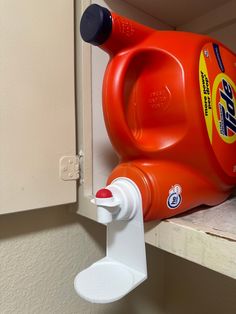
[1,206,236,313]
[0,206,165,314]
[163,253,236,314]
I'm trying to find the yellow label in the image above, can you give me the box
[199,51,212,143]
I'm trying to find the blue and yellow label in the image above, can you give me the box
[199,43,236,177]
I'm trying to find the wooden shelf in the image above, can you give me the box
[145,194,236,279]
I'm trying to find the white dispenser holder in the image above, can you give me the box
[74,178,147,303]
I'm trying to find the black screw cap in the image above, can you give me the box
[80,4,112,46]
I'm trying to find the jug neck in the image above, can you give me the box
[101,12,154,55]
[80,4,154,56]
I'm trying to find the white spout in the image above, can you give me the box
[92,179,139,225]
[92,188,120,224]
[97,206,113,224]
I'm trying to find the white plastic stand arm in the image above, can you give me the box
[74,178,147,303]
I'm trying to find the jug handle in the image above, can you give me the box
[103,52,139,157]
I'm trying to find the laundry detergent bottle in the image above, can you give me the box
[80,4,236,221]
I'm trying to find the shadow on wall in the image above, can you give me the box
[163,251,236,314]
[0,204,105,249]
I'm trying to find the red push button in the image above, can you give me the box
[96,188,113,198]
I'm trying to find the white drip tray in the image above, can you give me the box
[74,257,146,303]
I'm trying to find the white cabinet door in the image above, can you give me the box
[0,0,76,214]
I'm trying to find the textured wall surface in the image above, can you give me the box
[163,252,236,314]
[1,205,236,313]
[0,205,165,314]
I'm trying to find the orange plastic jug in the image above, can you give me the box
[80,4,236,221]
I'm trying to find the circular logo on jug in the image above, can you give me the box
[212,73,236,144]
[167,184,182,209]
